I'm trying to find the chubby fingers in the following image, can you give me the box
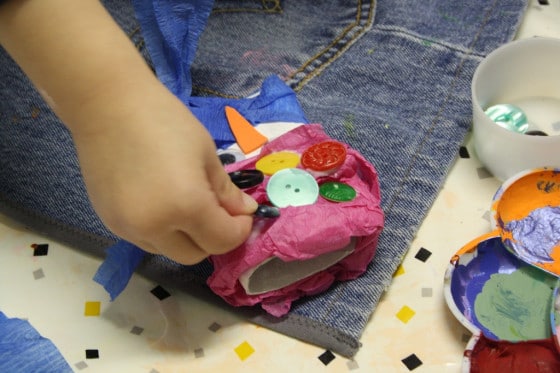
[178,157,257,256]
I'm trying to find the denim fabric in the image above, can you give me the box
[0,0,527,357]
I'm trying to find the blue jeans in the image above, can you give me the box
[0,0,527,357]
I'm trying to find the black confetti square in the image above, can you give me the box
[402,353,422,370]
[414,247,432,262]
[85,349,99,359]
[150,285,171,300]
[32,244,49,256]
[208,322,222,332]
[318,350,336,366]
[130,326,144,335]
[459,146,470,158]
[538,0,549,5]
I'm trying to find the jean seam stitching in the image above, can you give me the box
[289,0,376,92]
[0,192,113,247]
[383,0,501,216]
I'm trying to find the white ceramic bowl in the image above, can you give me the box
[472,37,560,181]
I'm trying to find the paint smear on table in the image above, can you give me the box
[474,265,555,341]
[467,334,560,373]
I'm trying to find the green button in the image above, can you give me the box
[484,104,529,133]
[319,182,356,202]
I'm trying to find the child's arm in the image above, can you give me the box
[0,0,257,264]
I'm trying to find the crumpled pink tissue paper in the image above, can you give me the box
[208,124,384,316]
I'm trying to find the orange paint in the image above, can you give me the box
[495,169,560,224]
[451,230,501,263]
[537,243,560,274]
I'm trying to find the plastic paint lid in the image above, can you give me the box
[443,232,556,342]
[266,168,319,208]
[301,141,347,172]
[491,167,560,277]
[319,181,356,202]
[255,151,301,175]
[551,280,560,352]
[462,332,560,372]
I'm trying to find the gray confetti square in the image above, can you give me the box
[476,167,493,179]
[482,210,491,222]
[421,287,433,297]
[347,359,360,370]
[130,326,144,335]
[194,348,205,358]
[74,361,88,370]
[208,322,222,332]
[33,268,45,280]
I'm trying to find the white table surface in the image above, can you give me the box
[1,1,559,371]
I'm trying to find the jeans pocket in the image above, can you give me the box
[192,0,376,97]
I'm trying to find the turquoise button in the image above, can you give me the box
[484,104,529,133]
[266,168,319,208]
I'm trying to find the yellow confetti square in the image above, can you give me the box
[393,264,405,277]
[84,301,101,316]
[234,341,255,361]
[396,305,415,324]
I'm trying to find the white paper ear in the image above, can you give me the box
[239,238,356,295]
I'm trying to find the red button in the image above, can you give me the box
[301,141,347,172]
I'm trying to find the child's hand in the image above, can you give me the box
[72,85,258,265]
[0,0,258,264]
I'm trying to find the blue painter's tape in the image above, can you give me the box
[93,240,146,300]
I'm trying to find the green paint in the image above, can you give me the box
[343,114,355,137]
[474,266,556,341]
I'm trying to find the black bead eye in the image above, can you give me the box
[219,153,237,165]
[254,204,280,218]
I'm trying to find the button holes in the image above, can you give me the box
[285,184,292,189]
[294,188,300,193]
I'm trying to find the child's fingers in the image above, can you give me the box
[208,157,258,216]
[182,189,255,256]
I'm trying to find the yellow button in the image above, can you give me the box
[255,151,300,175]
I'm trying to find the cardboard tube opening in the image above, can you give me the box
[239,238,357,295]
